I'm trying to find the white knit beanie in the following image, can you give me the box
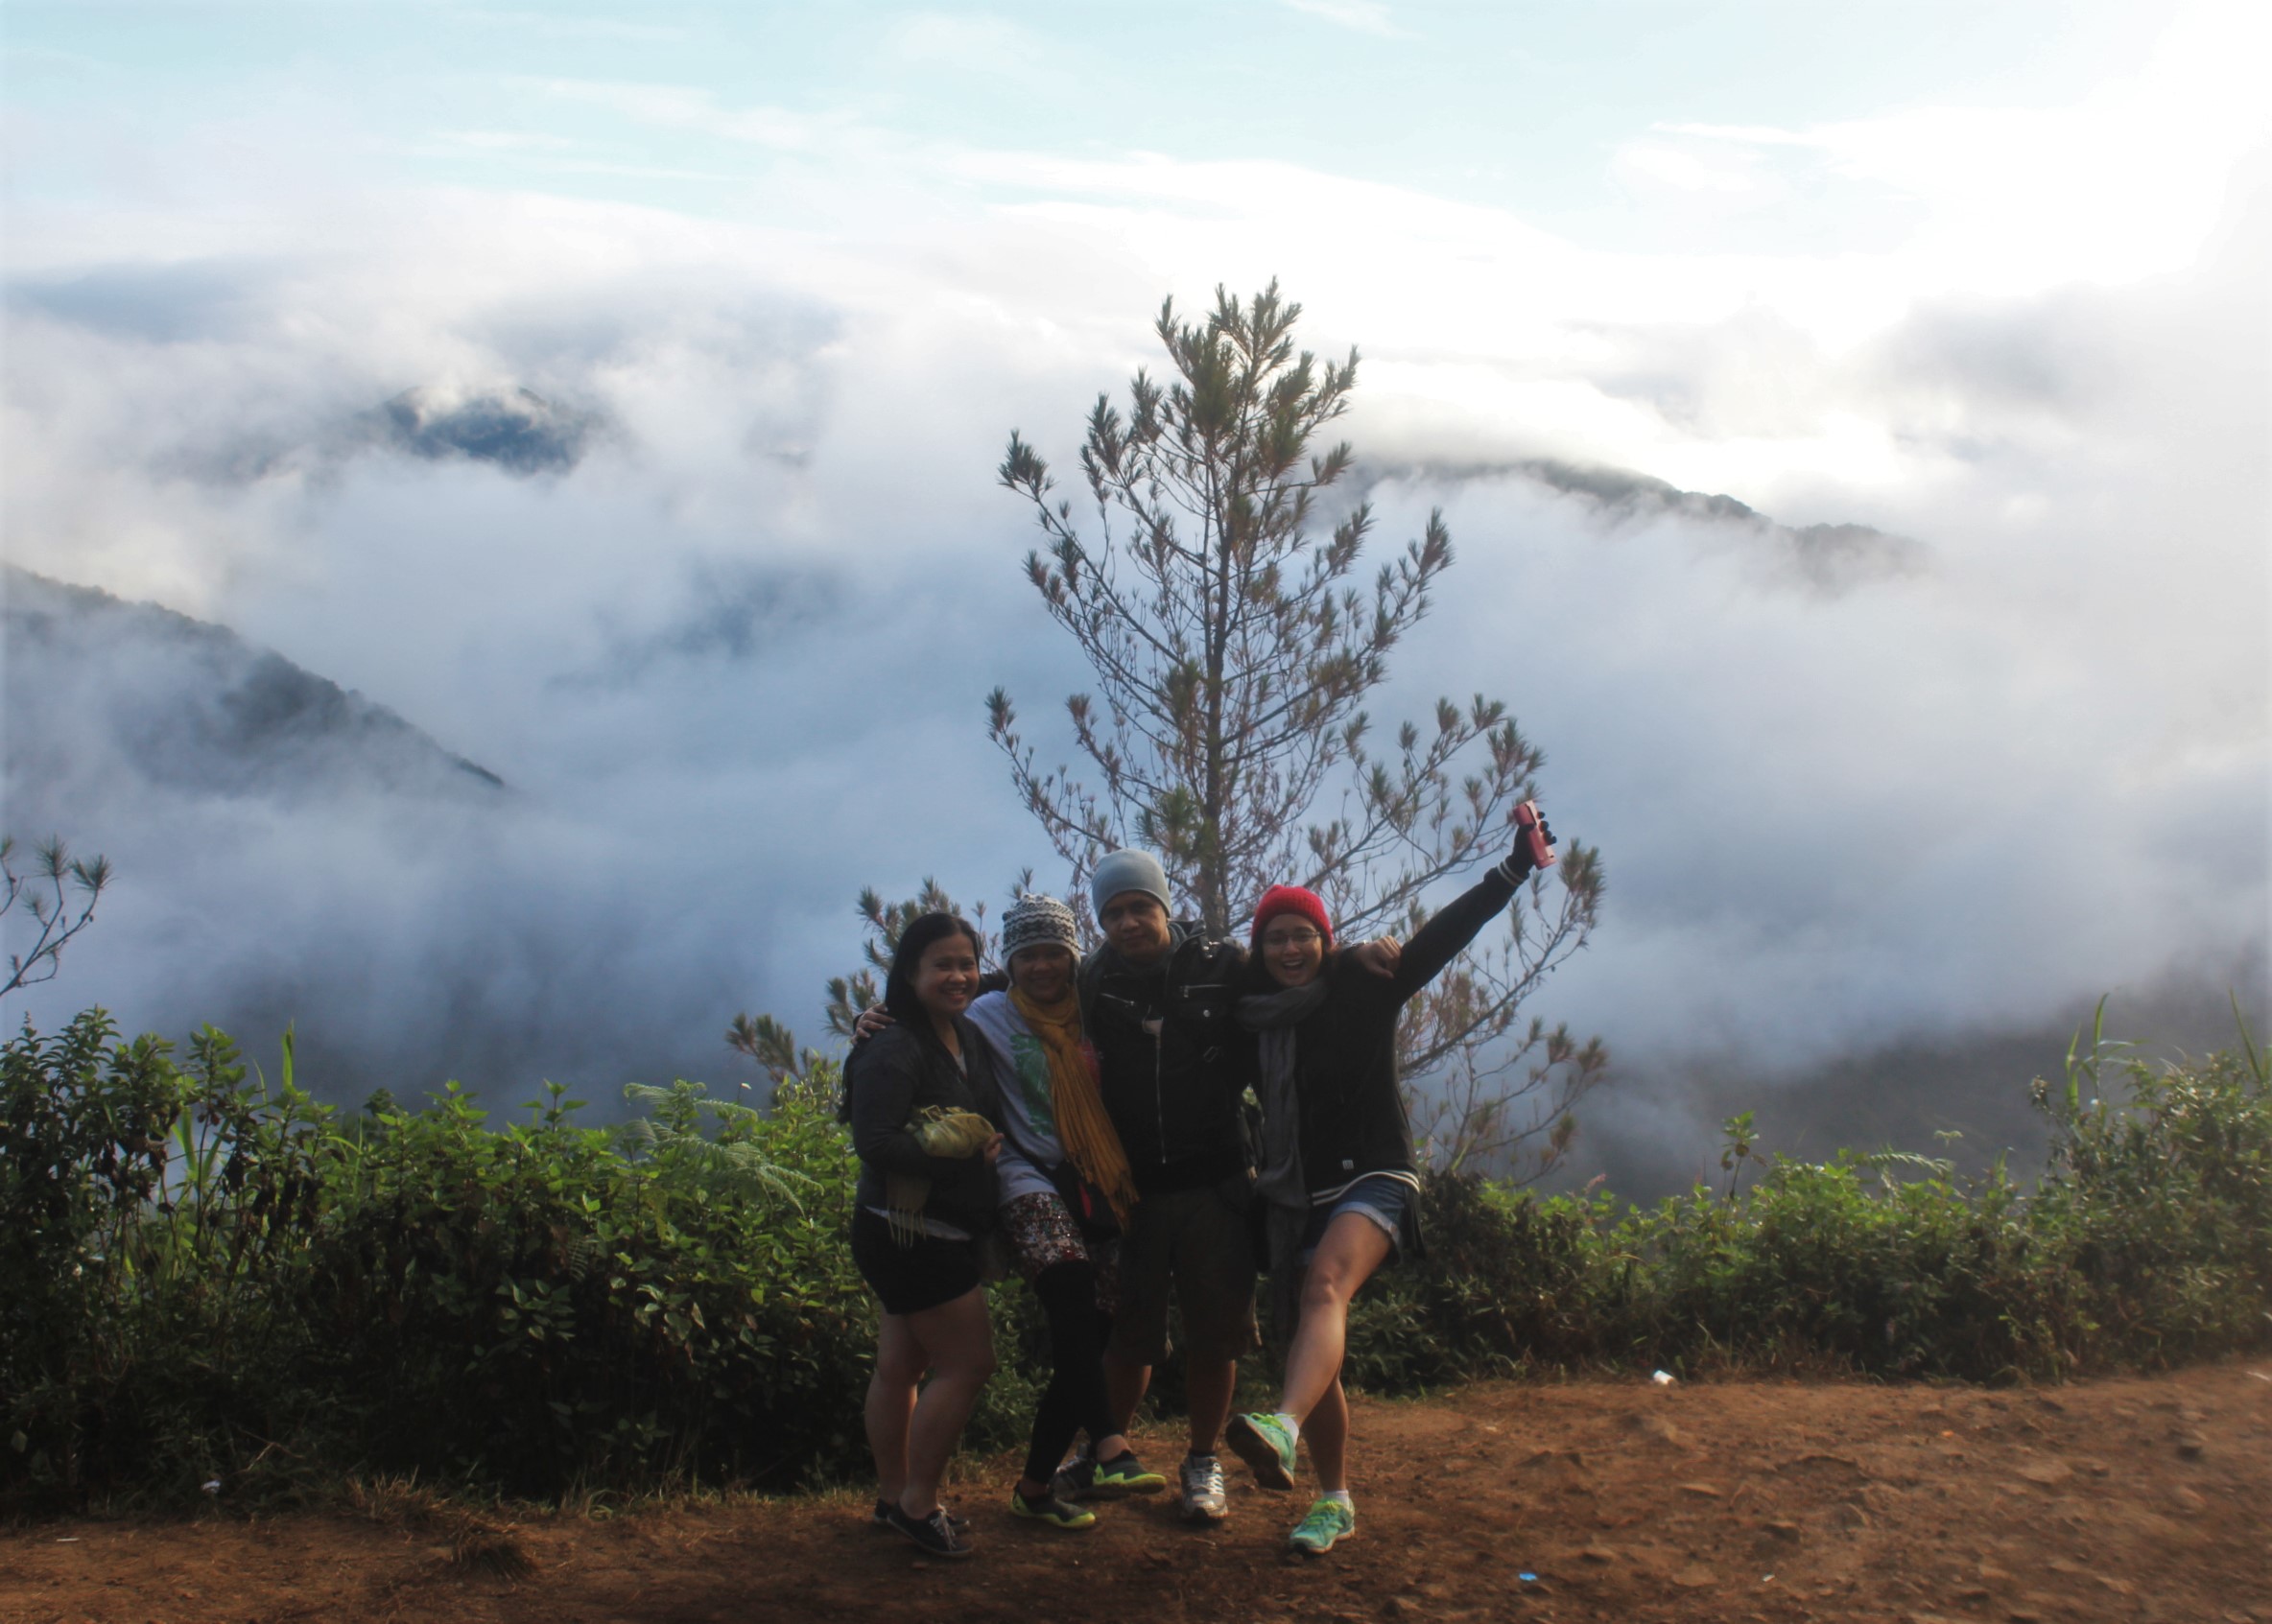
[1001,894,1080,960]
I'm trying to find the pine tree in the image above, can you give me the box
[1,835,111,999]
[988,281,1606,1176]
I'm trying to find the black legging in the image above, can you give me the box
[1021,1259,1119,1486]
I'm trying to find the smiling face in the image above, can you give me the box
[1100,891,1172,967]
[1008,942,1075,1003]
[912,931,982,1024]
[1259,917,1328,989]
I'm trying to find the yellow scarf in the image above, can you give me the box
[1010,985,1140,1229]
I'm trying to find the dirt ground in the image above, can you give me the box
[5,1361,2268,1624]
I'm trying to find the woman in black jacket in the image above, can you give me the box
[1222,816,1556,1555]
[847,911,1005,1559]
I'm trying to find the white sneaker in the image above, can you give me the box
[1178,1453,1228,1522]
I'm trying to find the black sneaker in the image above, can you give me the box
[884,1502,975,1559]
[1009,1487,1098,1530]
[872,1498,970,1533]
[1091,1450,1167,1495]
[1054,1450,1167,1500]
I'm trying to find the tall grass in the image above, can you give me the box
[4,1003,2265,1514]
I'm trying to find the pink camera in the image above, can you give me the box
[1513,800,1557,871]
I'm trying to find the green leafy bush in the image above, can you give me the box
[297,1075,876,1495]
[1337,1016,2271,1395]
[3,1005,2265,1513]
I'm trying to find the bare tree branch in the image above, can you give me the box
[991,281,1612,1177]
[2,835,112,998]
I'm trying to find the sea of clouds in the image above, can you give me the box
[4,38,2265,1192]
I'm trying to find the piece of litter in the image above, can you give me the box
[201,1480,221,1494]
[1762,1573,1775,1582]
[55,1537,79,1543]
[1519,1572,1538,1583]
[2248,1371,2270,1383]
[1651,1370,1676,1386]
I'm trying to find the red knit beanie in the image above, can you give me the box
[1250,884,1334,947]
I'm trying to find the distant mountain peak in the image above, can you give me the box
[1363,456,1928,597]
[362,383,600,477]
[3,565,508,805]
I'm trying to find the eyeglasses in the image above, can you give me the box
[1260,929,1323,950]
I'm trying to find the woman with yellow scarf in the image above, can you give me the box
[965,894,1166,1528]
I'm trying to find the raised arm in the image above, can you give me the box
[1390,813,1559,1000]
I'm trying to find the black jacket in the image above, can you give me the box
[1078,924,1255,1194]
[845,1018,1004,1236]
[1284,870,1517,1196]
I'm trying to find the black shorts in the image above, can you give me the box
[1107,1177,1259,1366]
[850,1207,983,1317]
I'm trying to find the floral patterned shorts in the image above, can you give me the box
[1001,1191,1122,1318]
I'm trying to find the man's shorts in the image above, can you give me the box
[1107,1177,1259,1367]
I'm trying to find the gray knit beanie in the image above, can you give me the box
[1090,849,1172,919]
[1001,894,1079,961]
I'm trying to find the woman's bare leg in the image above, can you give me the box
[1280,1212,1392,1424]
[865,1311,926,1504]
[1304,1374,1350,1491]
[898,1286,998,1518]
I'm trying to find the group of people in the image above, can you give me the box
[843,816,1554,1561]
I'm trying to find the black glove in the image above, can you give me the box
[1498,817,1557,883]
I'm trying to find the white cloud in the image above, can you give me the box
[2,12,2262,1176]
[452,9,692,44]
[1277,0,1413,39]
[1612,140,1771,197]
[885,12,1051,75]
[1629,4,2272,296]
[431,129,584,153]
[531,78,818,150]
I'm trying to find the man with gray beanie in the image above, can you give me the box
[1071,849,1400,1521]
[854,851,1396,1522]
[1072,848,1258,1521]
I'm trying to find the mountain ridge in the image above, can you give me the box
[1360,456,1928,595]
[3,564,508,805]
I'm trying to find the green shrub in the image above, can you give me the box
[1342,1175,1606,1392]
[1,1015,339,1507]
[1331,1023,2271,1396]
[296,1075,877,1495]
[2028,1031,2272,1364]
[2,1010,192,1500]
[3,1005,2265,1511]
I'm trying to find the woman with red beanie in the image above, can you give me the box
[1223,812,1557,1555]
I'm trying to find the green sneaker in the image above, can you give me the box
[1010,1487,1098,1530]
[1089,1450,1166,1496]
[1289,1496,1356,1556]
[1226,1412,1298,1491]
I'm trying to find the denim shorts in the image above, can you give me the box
[1299,1171,1415,1263]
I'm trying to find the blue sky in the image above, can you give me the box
[4,2,2266,1188]
[0,2,2213,246]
